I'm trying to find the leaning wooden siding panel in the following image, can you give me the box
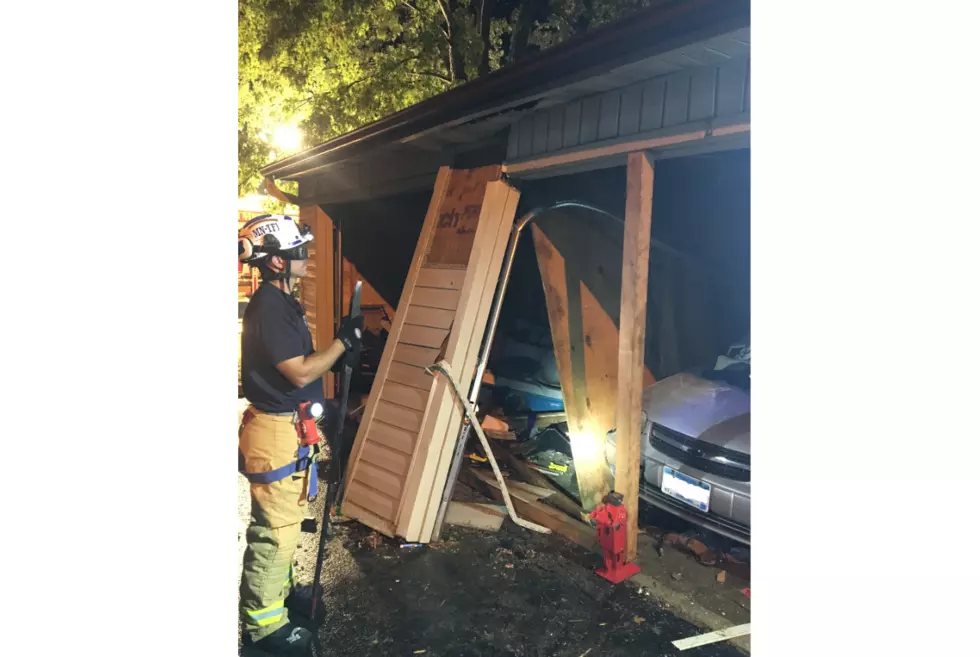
[413,182,522,543]
[342,166,520,543]
[395,179,521,542]
[339,167,453,536]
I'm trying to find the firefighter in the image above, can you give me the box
[237,214,362,655]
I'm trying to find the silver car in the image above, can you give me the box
[605,372,751,545]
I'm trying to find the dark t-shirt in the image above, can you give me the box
[241,283,325,413]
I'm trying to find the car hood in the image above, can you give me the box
[640,373,750,454]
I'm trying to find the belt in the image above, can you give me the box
[249,408,295,417]
[238,407,319,500]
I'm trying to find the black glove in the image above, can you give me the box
[336,314,364,353]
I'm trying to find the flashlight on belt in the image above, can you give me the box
[297,400,324,446]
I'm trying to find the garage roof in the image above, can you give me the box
[260,0,750,183]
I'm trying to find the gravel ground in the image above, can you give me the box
[237,474,747,656]
[236,399,749,656]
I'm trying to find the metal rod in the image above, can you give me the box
[430,201,614,540]
[427,361,551,534]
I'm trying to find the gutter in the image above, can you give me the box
[259,0,750,180]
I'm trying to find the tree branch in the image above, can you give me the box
[340,55,425,93]
[434,0,451,27]
[407,70,453,84]
[478,0,496,77]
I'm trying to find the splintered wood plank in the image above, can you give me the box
[532,224,609,511]
[368,421,417,455]
[415,267,465,290]
[399,324,450,349]
[387,362,435,391]
[381,380,431,411]
[373,399,424,433]
[346,481,399,520]
[390,344,442,369]
[445,501,506,531]
[581,281,621,438]
[360,439,412,477]
[410,286,462,311]
[616,151,654,563]
[459,467,598,551]
[531,209,658,513]
[404,305,456,330]
[354,462,405,499]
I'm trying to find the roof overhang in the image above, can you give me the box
[260,0,750,183]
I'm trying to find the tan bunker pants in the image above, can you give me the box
[239,408,312,641]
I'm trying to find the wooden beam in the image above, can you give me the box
[616,151,654,562]
[531,219,656,512]
[502,119,749,176]
[531,225,608,511]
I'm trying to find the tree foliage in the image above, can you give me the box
[239,0,655,196]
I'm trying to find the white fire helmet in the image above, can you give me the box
[238,214,313,264]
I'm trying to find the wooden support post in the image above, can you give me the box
[616,151,654,562]
[300,205,336,399]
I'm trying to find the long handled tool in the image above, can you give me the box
[426,360,550,535]
[310,281,362,618]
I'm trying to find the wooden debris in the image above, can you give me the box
[459,467,598,551]
[671,623,751,651]
[488,445,590,523]
[663,533,720,566]
[481,414,517,441]
[481,414,510,433]
[444,501,506,531]
[485,429,518,441]
[363,531,382,550]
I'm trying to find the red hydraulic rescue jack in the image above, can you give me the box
[589,491,641,584]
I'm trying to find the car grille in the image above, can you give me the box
[648,422,750,482]
[638,480,750,544]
